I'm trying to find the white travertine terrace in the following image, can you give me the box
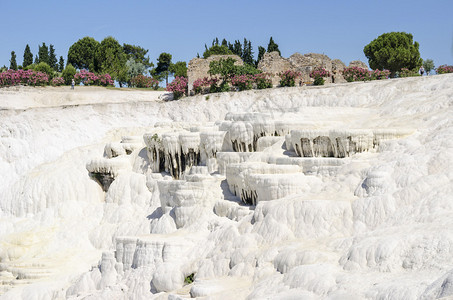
[1,74,452,299]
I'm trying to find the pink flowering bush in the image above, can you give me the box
[166,76,188,100]
[74,70,114,86]
[130,75,159,89]
[231,74,254,91]
[370,69,390,80]
[254,73,273,89]
[310,67,331,85]
[278,70,301,87]
[436,65,453,74]
[51,77,65,86]
[0,69,49,87]
[192,77,217,94]
[342,67,371,82]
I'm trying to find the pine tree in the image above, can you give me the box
[59,56,65,72]
[23,44,33,68]
[267,37,281,56]
[49,44,58,71]
[34,55,38,64]
[38,43,49,64]
[10,51,17,70]
[221,39,228,47]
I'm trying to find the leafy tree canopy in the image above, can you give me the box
[203,44,233,59]
[97,36,127,85]
[363,32,422,76]
[169,61,187,78]
[123,44,152,68]
[62,64,76,84]
[68,36,100,71]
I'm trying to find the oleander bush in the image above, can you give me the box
[166,76,188,99]
[0,69,49,87]
[398,68,420,78]
[130,74,159,89]
[310,67,331,85]
[436,65,453,74]
[254,73,273,89]
[51,77,65,86]
[231,74,254,91]
[278,70,301,87]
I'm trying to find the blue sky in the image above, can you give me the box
[1,0,452,69]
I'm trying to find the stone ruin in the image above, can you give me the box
[187,52,368,93]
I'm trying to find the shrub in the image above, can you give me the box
[436,65,453,74]
[310,67,331,85]
[130,74,159,89]
[34,62,55,79]
[342,67,371,82]
[51,77,65,86]
[398,68,419,78]
[278,70,301,87]
[231,74,254,91]
[166,76,188,100]
[62,64,77,84]
[254,73,273,89]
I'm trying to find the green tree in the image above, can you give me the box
[267,37,281,56]
[34,55,38,64]
[256,46,266,66]
[23,44,33,68]
[62,64,76,84]
[203,44,233,58]
[155,52,172,85]
[58,56,65,72]
[97,36,127,84]
[363,32,422,77]
[38,43,49,65]
[126,58,146,85]
[423,59,435,75]
[169,61,187,78]
[123,44,153,68]
[67,36,100,71]
[49,44,58,71]
[9,51,17,70]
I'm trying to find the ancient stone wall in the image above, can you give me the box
[257,52,292,86]
[187,52,368,90]
[187,55,243,93]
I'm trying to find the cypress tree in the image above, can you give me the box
[59,56,65,72]
[267,37,281,56]
[10,51,17,70]
[38,43,49,65]
[49,44,58,71]
[34,55,38,64]
[23,44,33,68]
[256,46,266,66]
